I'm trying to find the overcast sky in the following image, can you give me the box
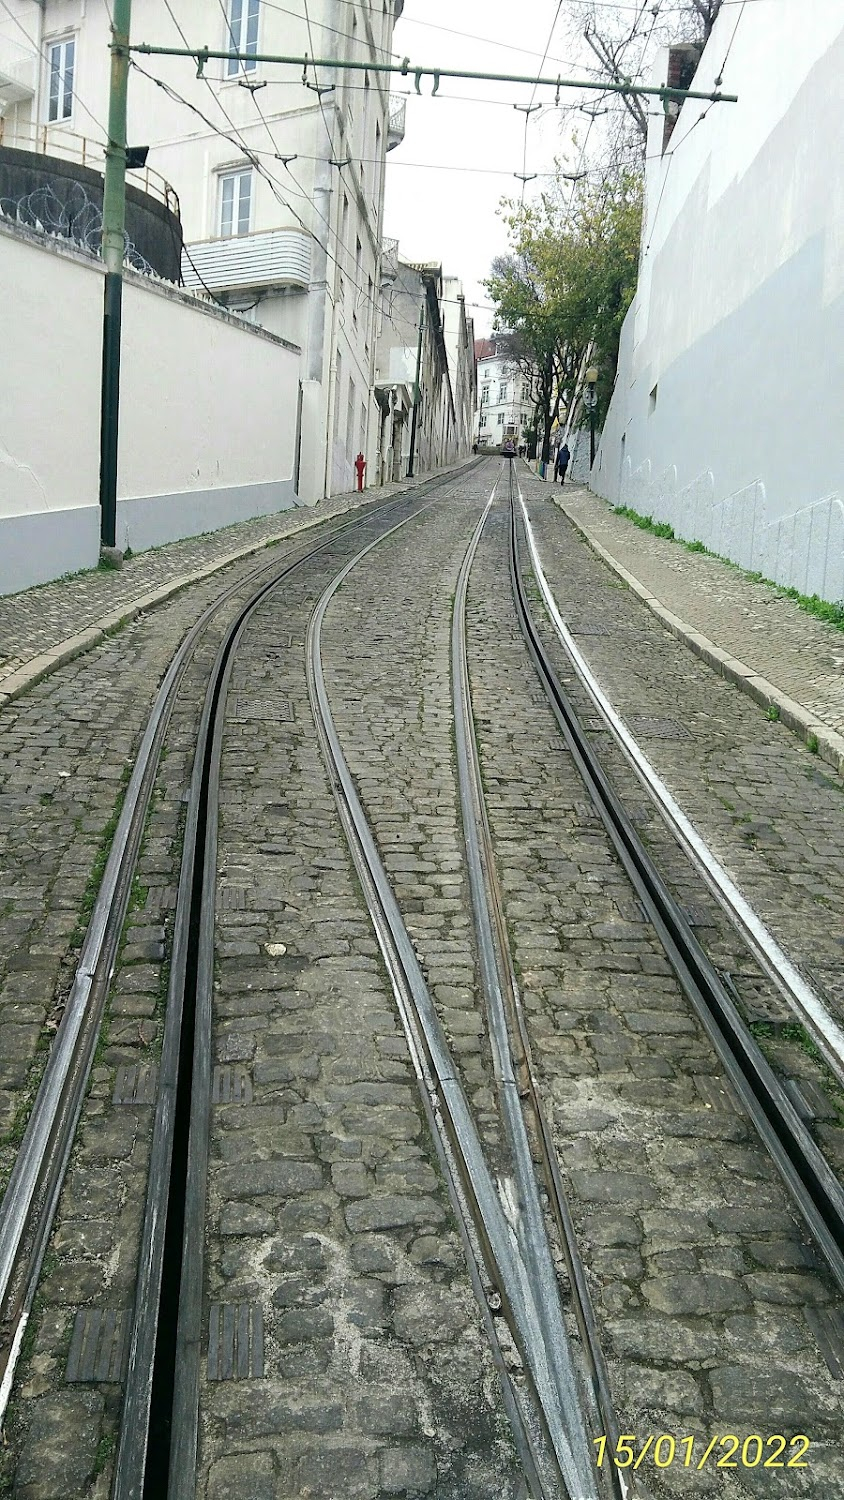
[382,1,600,337]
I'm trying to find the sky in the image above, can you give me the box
[382,1,602,338]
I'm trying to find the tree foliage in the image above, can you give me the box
[485,172,643,460]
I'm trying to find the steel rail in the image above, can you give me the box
[508,488,844,1296]
[452,487,606,1500]
[0,482,459,1431]
[0,534,301,1423]
[454,468,631,1500]
[516,493,844,1088]
[110,477,476,1499]
[307,485,606,1499]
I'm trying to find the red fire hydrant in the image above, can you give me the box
[355,452,366,492]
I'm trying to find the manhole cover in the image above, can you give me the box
[230,696,293,723]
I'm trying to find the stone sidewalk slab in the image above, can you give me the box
[547,481,844,777]
[0,460,472,710]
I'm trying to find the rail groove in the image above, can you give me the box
[0,478,458,1459]
[454,472,626,1500]
[508,475,844,1297]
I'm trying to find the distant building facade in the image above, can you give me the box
[475,337,534,449]
[375,255,475,482]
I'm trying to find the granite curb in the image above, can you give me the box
[0,460,472,713]
[541,481,844,781]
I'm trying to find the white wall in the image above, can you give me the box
[0,220,301,594]
[0,0,396,507]
[593,2,844,602]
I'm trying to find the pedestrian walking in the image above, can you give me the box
[555,443,570,485]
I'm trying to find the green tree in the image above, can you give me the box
[485,170,642,462]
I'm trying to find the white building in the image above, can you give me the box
[474,337,534,451]
[593,2,844,602]
[374,255,475,483]
[0,0,406,503]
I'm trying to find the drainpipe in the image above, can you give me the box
[406,300,424,477]
[99,0,131,554]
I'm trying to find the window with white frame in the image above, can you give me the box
[224,0,259,76]
[498,379,508,401]
[219,168,252,237]
[47,37,75,122]
[481,385,490,404]
[497,412,504,426]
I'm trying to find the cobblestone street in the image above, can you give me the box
[1,460,843,1498]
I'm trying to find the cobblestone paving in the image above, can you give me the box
[553,483,844,737]
[0,482,476,1498]
[0,578,286,1499]
[321,478,508,1162]
[0,467,470,688]
[0,515,385,1202]
[521,472,844,1039]
[4,459,844,1498]
[200,488,521,1497]
[466,496,844,1498]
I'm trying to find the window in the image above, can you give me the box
[48,37,75,122]
[225,0,259,76]
[522,381,531,401]
[481,385,490,404]
[219,168,252,237]
[498,380,508,402]
[497,412,504,427]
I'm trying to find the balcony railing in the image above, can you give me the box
[387,95,406,152]
[0,121,180,217]
[381,236,399,283]
[181,227,312,293]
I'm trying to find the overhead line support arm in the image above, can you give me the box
[129,46,738,106]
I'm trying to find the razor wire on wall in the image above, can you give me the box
[0,181,157,275]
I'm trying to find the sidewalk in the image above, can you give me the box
[547,481,844,775]
[0,461,471,708]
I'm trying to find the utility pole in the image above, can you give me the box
[406,303,424,478]
[99,0,131,555]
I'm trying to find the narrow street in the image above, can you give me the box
[1,458,842,1498]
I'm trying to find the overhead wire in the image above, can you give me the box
[127,52,411,343]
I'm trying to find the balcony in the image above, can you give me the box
[181,227,311,293]
[0,37,36,107]
[381,236,399,283]
[387,95,406,152]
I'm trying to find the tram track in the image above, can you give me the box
[308,483,604,1500]
[3,456,843,1496]
[503,465,844,1296]
[0,473,464,1479]
[308,458,844,1494]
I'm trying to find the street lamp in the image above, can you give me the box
[583,366,599,468]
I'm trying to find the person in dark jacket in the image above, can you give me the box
[555,443,571,485]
